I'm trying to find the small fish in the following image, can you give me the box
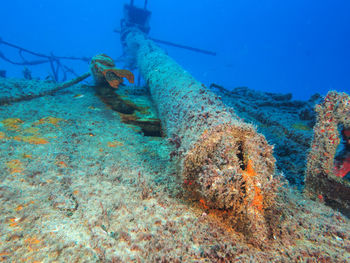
[73,94,84,99]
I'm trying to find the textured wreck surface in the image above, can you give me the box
[123,29,282,245]
[306,91,350,216]
[0,78,349,262]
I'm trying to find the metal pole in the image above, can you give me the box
[114,29,216,56]
[121,27,280,246]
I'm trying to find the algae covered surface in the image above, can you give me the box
[0,78,349,262]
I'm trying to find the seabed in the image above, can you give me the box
[0,78,349,262]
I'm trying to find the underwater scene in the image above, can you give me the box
[0,0,349,262]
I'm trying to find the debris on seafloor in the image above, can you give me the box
[305,91,350,216]
[122,26,282,247]
[90,53,162,137]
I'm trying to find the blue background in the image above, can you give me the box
[1,0,349,99]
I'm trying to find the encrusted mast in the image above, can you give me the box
[120,4,280,246]
[121,27,281,245]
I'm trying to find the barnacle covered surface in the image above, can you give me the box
[182,124,281,245]
[123,28,283,245]
[305,91,350,215]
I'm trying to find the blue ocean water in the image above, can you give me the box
[1,0,349,99]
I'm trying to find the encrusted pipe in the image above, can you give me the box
[305,91,350,216]
[122,28,280,245]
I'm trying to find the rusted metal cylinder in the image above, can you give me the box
[122,28,280,245]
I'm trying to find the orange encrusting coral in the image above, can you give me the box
[24,237,41,252]
[252,186,264,212]
[6,159,24,174]
[244,159,257,177]
[242,159,264,212]
[107,140,124,147]
[1,118,24,130]
[13,135,49,145]
[199,199,209,209]
[34,116,63,126]
[15,205,24,211]
[55,161,68,168]
[22,127,39,134]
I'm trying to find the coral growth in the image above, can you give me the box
[13,135,49,145]
[6,159,24,174]
[182,123,280,246]
[34,116,63,126]
[0,116,64,146]
[305,91,350,216]
[90,54,134,89]
[243,160,264,212]
[1,118,24,130]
